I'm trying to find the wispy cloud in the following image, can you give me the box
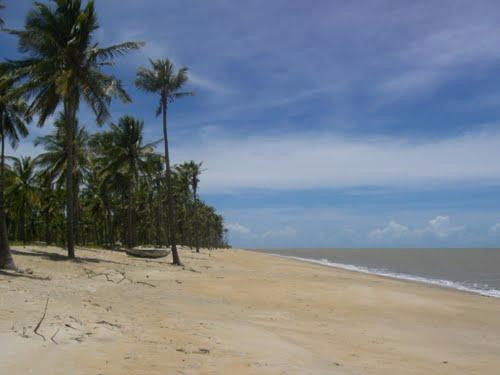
[173,126,500,193]
[262,226,297,239]
[225,222,251,235]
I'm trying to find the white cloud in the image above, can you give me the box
[369,221,411,241]
[225,222,251,235]
[489,223,500,235]
[262,226,297,239]
[172,127,500,193]
[369,216,464,242]
[421,215,464,238]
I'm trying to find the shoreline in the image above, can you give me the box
[256,251,500,298]
[1,245,499,374]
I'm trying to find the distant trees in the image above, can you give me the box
[100,116,157,248]
[1,120,227,251]
[177,161,203,252]
[136,58,194,265]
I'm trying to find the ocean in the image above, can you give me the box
[255,248,500,298]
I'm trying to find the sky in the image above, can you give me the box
[2,0,500,248]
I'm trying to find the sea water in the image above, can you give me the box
[256,248,500,298]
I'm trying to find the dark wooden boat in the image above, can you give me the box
[125,247,170,259]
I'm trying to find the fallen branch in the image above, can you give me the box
[50,328,60,344]
[136,281,156,287]
[96,320,122,329]
[34,297,49,341]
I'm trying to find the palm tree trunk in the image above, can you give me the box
[0,113,16,269]
[126,181,133,248]
[21,198,26,245]
[194,190,200,253]
[64,99,76,259]
[44,209,51,245]
[162,99,181,265]
[73,180,79,246]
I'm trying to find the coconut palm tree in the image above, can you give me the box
[6,0,142,258]
[6,156,39,245]
[135,59,194,265]
[35,113,89,189]
[176,161,203,252]
[101,116,158,248]
[0,77,29,269]
[35,112,89,244]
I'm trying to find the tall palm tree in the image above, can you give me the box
[135,59,194,265]
[6,0,142,258]
[0,77,29,269]
[176,161,203,252]
[7,156,39,245]
[35,112,89,244]
[101,116,158,248]
[142,153,165,247]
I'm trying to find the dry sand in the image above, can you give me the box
[1,245,499,374]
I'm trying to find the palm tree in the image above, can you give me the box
[7,156,39,245]
[35,113,89,189]
[135,59,194,265]
[177,161,203,252]
[6,0,142,258]
[101,116,158,248]
[35,112,89,244]
[0,1,5,28]
[0,77,29,269]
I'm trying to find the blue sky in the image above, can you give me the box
[2,0,500,248]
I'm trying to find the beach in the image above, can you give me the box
[1,246,499,374]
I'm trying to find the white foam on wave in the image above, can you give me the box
[271,254,500,298]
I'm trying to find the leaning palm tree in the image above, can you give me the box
[135,59,194,265]
[6,0,142,258]
[0,77,29,269]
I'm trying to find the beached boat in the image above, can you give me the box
[125,247,171,259]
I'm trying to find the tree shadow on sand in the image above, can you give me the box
[11,248,128,266]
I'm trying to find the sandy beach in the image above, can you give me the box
[1,246,499,374]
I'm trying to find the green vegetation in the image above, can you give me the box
[0,0,228,269]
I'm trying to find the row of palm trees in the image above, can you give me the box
[0,0,227,269]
